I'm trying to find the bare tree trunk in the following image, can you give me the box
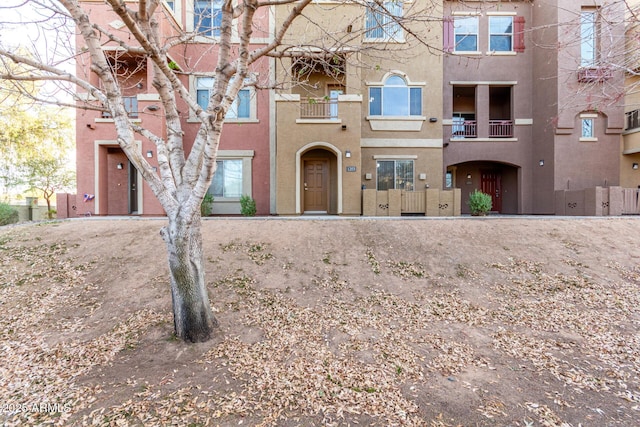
[160,213,217,342]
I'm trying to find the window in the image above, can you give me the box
[165,1,174,11]
[369,75,421,116]
[365,1,403,41]
[196,77,251,119]
[626,109,640,131]
[227,90,250,119]
[212,159,243,198]
[489,16,513,51]
[102,96,138,119]
[196,77,214,108]
[377,160,414,191]
[580,10,598,67]
[194,0,223,37]
[454,16,478,52]
[581,118,594,138]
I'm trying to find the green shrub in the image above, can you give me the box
[201,193,214,217]
[467,190,492,216]
[0,203,19,226]
[240,195,256,217]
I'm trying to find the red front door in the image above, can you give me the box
[481,171,502,213]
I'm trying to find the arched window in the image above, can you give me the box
[368,75,422,116]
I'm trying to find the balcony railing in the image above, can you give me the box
[577,67,612,83]
[300,97,338,119]
[451,120,477,138]
[626,109,640,131]
[489,120,514,138]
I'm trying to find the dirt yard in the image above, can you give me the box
[1,216,640,426]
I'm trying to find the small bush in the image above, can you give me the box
[201,193,214,217]
[0,203,19,226]
[240,195,256,217]
[467,190,492,216]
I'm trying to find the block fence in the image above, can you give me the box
[362,189,462,217]
[555,186,640,216]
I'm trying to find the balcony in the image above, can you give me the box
[452,120,477,138]
[623,109,640,154]
[577,67,613,83]
[450,120,514,139]
[300,97,338,119]
[489,120,513,138]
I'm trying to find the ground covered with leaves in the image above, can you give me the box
[1,217,640,426]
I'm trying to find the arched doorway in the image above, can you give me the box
[300,148,339,214]
[448,161,520,214]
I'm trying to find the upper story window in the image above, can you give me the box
[195,0,223,37]
[489,16,513,51]
[102,96,138,119]
[369,75,421,116]
[580,10,598,67]
[165,1,175,11]
[445,15,525,53]
[365,1,403,42]
[196,77,251,119]
[453,16,478,52]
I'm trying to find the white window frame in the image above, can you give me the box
[364,1,404,42]
[580,10,598,67]
[488,15,514,52]
[193,0,223,38]
[368,74,423,117]
[375,158,415,191]
[453,16,479,53]
[191,75,258,123]
[580,113,597,142]
[207,151,254,214]
[211,158,244,198]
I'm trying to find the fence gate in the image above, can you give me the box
[401,191,426,214]
[622,188,640,214]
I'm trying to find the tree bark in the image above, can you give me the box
[160,213,217,342]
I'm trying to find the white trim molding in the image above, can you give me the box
[361,138,443,148]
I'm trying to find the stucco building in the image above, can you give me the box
[71,0,271,217]
[273,1,444,216]
[444,0,625,215]
[63,0,637,218]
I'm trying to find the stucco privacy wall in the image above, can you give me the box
[554,186,640,216]
[363,189,461,216]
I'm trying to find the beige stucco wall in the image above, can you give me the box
[275,95,363,215]
[274,1,444,215]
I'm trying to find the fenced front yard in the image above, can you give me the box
[362,189,462,217]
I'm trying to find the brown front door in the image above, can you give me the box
[481,170,502,212]
[304,160,328,212]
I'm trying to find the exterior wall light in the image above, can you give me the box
[117,163,124,170]
[633,163,639,170]
[147,150,153,158]
[345,150,351,158]
[466,173,472,179]
[539,159,545,166]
